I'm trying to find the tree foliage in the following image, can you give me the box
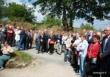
[6,3,35,22]
[43,15,61,27]
[0,2,35,23]
[0,0,4,18]
[80,23,95,30]
[33,0,110,30]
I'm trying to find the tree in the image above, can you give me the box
[6,3,35,23]
[43,15,61,27]
[0,0,4,18]
[75,0,110,24]
[33,0,110,30]
[80,23,95,30]
[33,0,75,30]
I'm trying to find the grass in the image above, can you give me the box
[13,51,32,63]
[6,51,33,68]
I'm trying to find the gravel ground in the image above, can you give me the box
[0,49,79,77]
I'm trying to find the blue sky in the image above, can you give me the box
[5,0,110,30]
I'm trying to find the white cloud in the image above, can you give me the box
[34,6,45,22]
[5,0,22,4]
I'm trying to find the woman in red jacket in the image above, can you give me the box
[87,35,101,60]
[86,35,101,76]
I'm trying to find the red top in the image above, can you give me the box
[87,42,100,59]
[7,29,14,37]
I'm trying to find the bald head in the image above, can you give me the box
[105,27,110,30]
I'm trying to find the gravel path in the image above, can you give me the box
[0,49,79,77]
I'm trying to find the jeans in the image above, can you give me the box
[0,55,10,67]
[36,42,41,52]
[19,38,26,50]
[64,49,71,62]
[16,41,20,49]
[79,56,86,77]
[56,43,62,54]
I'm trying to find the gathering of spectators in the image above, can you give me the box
[0,23,110,77]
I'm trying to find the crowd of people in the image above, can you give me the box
[63,27,110,77]
[0,23,110,77]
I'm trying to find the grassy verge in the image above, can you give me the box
[14,51,32,63]
[6,51,33,68]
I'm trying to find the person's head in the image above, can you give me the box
[96,32,101,37]
[80,34,87,41]
[89,30,93,36]
[8,24,13,29]
[93,35,100,43]
[4,41,9,47]
[104,27,110,36]
[0,24,2,28]
[76,33,80,38]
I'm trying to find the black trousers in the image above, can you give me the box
[41,41,48,53]
[100,56,110,77]
[7,37,13,46]
[48,44,54,54]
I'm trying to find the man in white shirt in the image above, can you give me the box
[15,27,21,50]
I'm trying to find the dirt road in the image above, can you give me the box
[0,49,79,77]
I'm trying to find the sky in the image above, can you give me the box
[5,0,110,30]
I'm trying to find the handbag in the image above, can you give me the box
[49,40,55,44]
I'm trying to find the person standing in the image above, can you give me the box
[7,25,15,46]
[101,27,110,77]
[42,31,49,53]
[35,31,42,53]
[86,35,101,76]
[72,33,81,73]
[19,29,27,50]
[64,34,73,63]
[76,34,88,77]
[28,30,33,49]
[48,35,55,54]
[15,27,21,50]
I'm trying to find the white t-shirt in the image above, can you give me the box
[15,29,21,41]
[62,35,68,44]
[73,37,81,47]
[65,37,72,48]
[2,46,14,54]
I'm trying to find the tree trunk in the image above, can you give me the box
[62,7,68,31]
[69,16,73,30]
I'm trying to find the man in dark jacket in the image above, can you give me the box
[101,27,110,77]
[19,29,27,50]
[42,31,49,53]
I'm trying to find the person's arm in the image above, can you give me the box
[73,39,81,47]
[77,43,88,51]
[102,48,110,57]
[102,39,110,57]
[77,42,88,57]
[8,46,14,53]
